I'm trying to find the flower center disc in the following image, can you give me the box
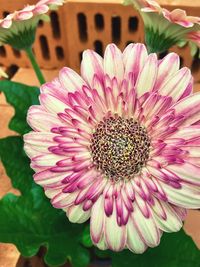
[91,116,151,181]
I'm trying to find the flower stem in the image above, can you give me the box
[25,47,45,85]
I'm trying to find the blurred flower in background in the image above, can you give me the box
[124,0,200,54]
[24,43,200,253]
[0,0,65,50]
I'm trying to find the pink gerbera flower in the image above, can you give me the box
[124,0,200,53]
[0,0,65,49]
[24,43,200,252]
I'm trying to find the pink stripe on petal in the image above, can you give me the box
[104,197,114,216]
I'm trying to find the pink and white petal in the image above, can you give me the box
[59,67,87,93]
[90,195,105,243]
[17,11,33,20]
[171,205,187,221]
[96,236,108,250]
[33,4,49,14]
[123,43,148,81]
[34,169,69,186]
[159,68,192,102]
[81,50,103,86]
[126,216,147,253]
[154,53,180,91]
[135,53,158,97]
[45,185,66,199]
[104,44,124,84]
[24,144,45,158]
[133,202,161,247]
[52,191,79,208]
[151,198,183,232]
[24,139,56,157]
[32,154,65,167]
[39,94,67,114]
[172,93,200,127]
[41,79,68,102]
[65,204,91,223]
[27,108,66,131]
[105,202,127,251]
[24,132,56,148]
[178,78,193,101]
[161,182,200,209]
[174,125,200,139]
[166,163,200,185]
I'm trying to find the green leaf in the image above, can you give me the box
[81,225,93,248]
[0,135,90,266]
[0,80,39,135]
[97,230,200,267]
[0,187,90,267]
[0,136,34,193]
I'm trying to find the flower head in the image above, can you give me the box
[24,43,200,252]
[0,0,65,50]
[124,0,200,53]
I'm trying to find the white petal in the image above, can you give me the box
[159,67,192,101]
[133,202,160,247]
[52,191,79,208]
[135,53,158,97]
[90,195,105,243]
[81,50,103,86]
[154,53,180,91]
[105,201,127,251]
[96,236,108,250]
[39,94,67,114]
[34,169,69,186]
[127,216,147,253]
[104,44,124,83]
[166,163,200,185]
[66,204,91,223]
[59,67,87,92]
[172,93,200,126]
[161,182,200,208]
[32,154,64,167]
[152,198,183,232]
[123,43,148,81]
[27,105,65,131]
[24,132,56,146]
